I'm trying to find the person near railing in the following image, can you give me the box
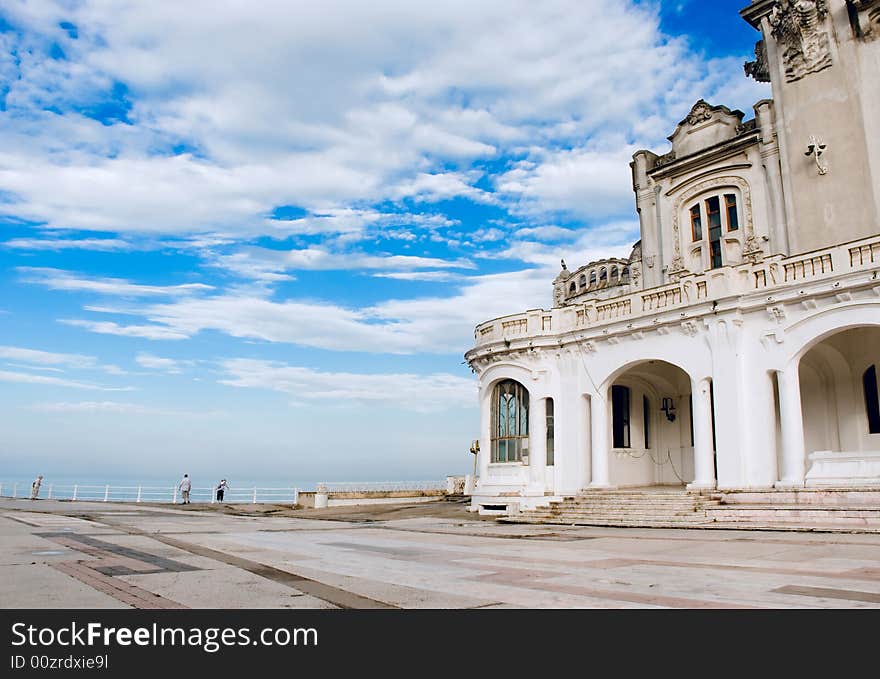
[216,479,228,502]
[178,474,192,504]
[30,475,43,500]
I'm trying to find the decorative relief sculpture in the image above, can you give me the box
[769,0,833,82]
[744,40,771,82]
[685,100,714,126]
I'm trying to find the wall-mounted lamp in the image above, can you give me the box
[805,135,828,175]
[661,397,677,422]
[469,440,480,479]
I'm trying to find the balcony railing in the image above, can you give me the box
[472,234,880,348]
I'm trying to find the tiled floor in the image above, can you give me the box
[3,497,880,608]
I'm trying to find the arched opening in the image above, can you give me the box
[605,360,705,488]
[599,268,607,284]
[610,266,619,282]
[621,266,630,284]
[589,271,597,286]
[794,327,880,485]
[579,273,587,289]
[569,281,577,294]
[490,379,530,463]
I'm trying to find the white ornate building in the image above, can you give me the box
[465,0,880,515]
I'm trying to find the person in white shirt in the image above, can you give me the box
[179,474,192,504]
[216,479,228,502]
[30,475,43,500]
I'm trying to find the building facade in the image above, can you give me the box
[465,0,880,513]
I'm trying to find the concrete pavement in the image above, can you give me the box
[2,497,880,608]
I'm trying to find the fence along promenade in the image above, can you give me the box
[0,480,447,504]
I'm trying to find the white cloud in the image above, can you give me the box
[0,345,97,370]
[29,401,155,414]
[0,0,768,237]
[3,237,134,251]
[0,369,132,391]
[135,353,188,374]
[219,358,475,412]
[59,319,191,341]
[19,267,213,297]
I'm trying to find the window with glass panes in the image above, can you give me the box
[490,380,529,463]
[687,192,740,269]
[546,398,555,466]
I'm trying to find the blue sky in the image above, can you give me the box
[0,0,769,484]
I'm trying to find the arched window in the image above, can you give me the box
[610,266,618,281]
[579,274,587,289]
[621,266,630,283]
[864,365,880,434]
[687,190,741,269]
[589,271,597,286]
[599,268,607,284]
[569,281,577,294]
[491,380,529,463]
[546,398,555,466]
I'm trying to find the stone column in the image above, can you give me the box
[478,386,492,483]
[688,378,716,489]
[528,396,547,493]
[776,366,806,487]
[589,391,611,488]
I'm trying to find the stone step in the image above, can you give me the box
[524,511,709,522]
[707,508,880,525]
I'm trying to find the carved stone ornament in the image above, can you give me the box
[686,100,714,126]
[744,40,771,82]
[769,0,833,83]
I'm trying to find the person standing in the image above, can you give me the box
[215,479,228,502]
[179,474,192,504]
[30,475,43,500]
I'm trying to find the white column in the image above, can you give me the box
[776,367,806,487]
[478,386,492,483]
[688,378,716,489]
[589,391,610,488]
[528,397,547,493]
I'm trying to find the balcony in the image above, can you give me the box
[471,234,880,349]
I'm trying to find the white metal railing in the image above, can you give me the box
[0,482,300,504]
[0,480,446,504]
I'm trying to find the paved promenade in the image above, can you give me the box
[2,497,880,608]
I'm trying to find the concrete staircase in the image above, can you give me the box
[703,488,880,532]
[503,488,721,528]
[502,487,880,532]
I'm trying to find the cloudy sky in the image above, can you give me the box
[0,0,768,484]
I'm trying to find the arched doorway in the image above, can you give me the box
[601,360,712,488]
[797,326,880,485]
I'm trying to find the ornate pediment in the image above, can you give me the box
[769,0,833,82]
[667,100,746,159]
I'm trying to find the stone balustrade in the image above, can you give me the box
[472,233,880,347]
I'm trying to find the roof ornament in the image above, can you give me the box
[560,258,567,271]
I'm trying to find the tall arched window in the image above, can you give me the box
[687,191,741,269]
[610,266,619,281]
[589,271,597,286]
[491,380,529,462]
[569,281,577,294]
[599,268,607,284]
[864,365,880,434]
[579,274,587,289]
[621,266,630,283]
